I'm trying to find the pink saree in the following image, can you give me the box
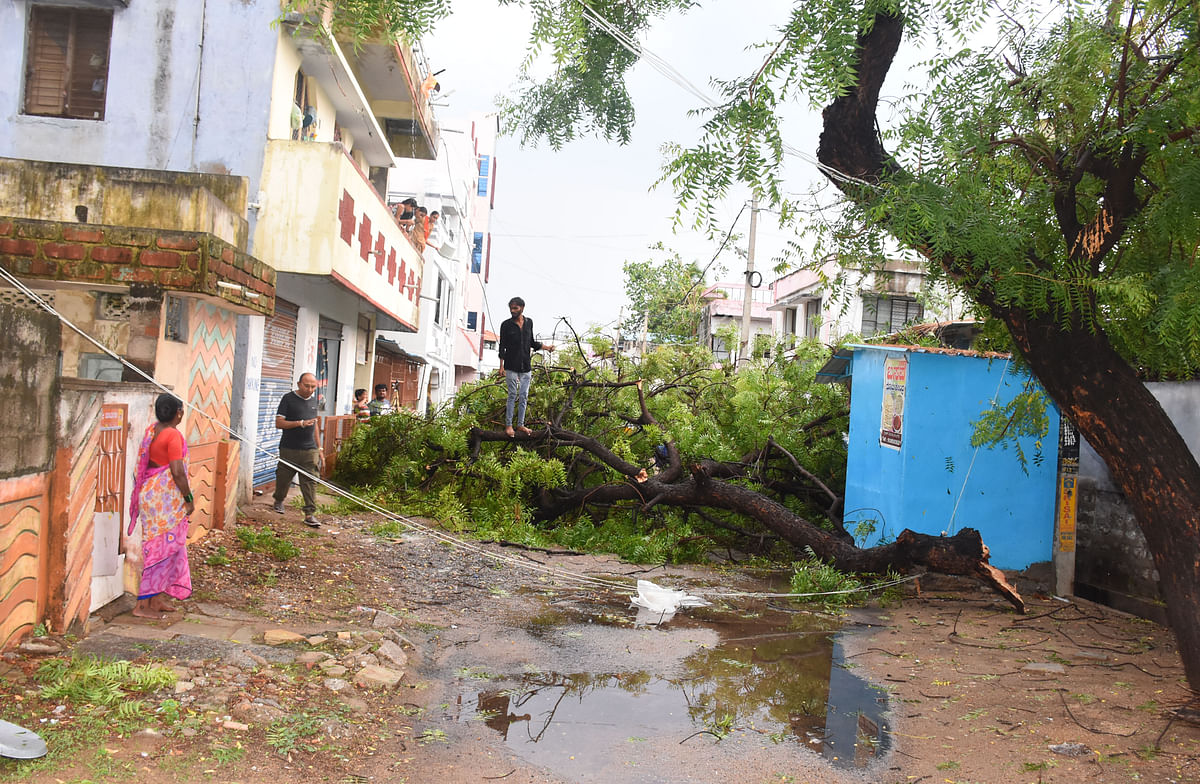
[128,424,193,601]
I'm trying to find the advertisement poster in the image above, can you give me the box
[879,356,907,450]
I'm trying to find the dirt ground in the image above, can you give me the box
[2,494,1198,784]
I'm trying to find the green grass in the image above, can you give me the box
[205,545,231,566]
[235,525,300,560]
[0,656,177,781]
[265,712,326,756]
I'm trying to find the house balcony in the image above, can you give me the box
[283,14,440,164]
[253,140,424,331]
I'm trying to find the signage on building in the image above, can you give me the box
[879,355,907,450]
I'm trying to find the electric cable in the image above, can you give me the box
[0,265,929,603]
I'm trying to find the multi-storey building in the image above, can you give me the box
[0,0,440,645]
[384,115,497,409]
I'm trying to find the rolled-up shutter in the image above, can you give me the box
[254,299,298,487]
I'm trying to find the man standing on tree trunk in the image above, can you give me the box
[497,296,554,437]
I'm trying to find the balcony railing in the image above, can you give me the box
[254,140,424,331]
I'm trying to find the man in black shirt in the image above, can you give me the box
[497,296,554,437]
[273,372,322,527]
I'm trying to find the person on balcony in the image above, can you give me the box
[413,206,429,252]
[128,393,194,620]
[273,373,322,527]
[395,198,417,233]
[497,296,555,437]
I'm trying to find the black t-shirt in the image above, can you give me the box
[277,391,318,450]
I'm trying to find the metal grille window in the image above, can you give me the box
[164,295,188,343]
[860,295,923,336]
[24,7,112,120]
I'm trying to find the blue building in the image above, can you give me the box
[842,345,1060,570]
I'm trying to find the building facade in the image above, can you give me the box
[770,257,967,344]
[0,0,441,642]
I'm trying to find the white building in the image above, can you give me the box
[384,116,498,409]
[769,257,967,344]
[697,281,778,362]
[0,0,442,495]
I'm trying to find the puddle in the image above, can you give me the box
[455,611,889,776]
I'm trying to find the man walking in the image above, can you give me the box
[273,372,321,527]
[497,296,554,437]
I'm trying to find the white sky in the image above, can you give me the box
[420,0,956,341]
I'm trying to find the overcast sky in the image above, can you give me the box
[421,1,818,341]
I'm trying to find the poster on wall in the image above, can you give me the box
[879,355,908,450]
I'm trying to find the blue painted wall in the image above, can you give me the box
[844,347,1059,570]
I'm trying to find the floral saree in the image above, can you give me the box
[128,424,192,601]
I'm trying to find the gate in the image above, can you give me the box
[91,404,127,611]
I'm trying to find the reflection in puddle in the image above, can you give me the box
[456,614,888,773]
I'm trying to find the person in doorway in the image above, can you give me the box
[128,393,194,620]
[353,388,371,423]
[273,372,321,527]
[368,383,393,417]
[496,296,554,437]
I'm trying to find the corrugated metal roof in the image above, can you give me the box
[850,343,1011,360]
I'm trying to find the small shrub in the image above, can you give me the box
[235,526,300,560]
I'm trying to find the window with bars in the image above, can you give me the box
[860,295,923,336]
[164,296,188,343]
[24,7,113,120]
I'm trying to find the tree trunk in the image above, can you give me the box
[1006,311,1200,691]
[814,10,1200,690]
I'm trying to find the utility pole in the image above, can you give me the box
[738,197,759,363]
[640,311,650,359]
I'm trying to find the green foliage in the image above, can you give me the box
[37,656,176,707]
[621,243,711,343]
[235,525,301,561]
[266,712,326,756]
[336,342,850,563]
[969,371,1051,474]
[205,546,231,567]
[281,0,451,49]
[788,554,873,609]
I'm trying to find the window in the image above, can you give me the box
[471,233,483,274]
[466,311,478,331]
[433,275,448,326]
[860,295,923,336]
[805,298,822,338]
[164,296,188,343]
[477,155,490,196]
[711,335,730,362]
[24,6,112,120]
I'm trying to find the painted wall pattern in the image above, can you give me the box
[0,474,48,649]
[185,301,240,530]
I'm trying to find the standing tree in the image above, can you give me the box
[296,0,1200,690]
[621,243,711,344]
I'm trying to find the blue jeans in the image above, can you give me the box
[505,370,532,427]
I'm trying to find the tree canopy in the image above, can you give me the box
[619,243,711,343]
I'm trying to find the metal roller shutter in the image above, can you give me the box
[253,299,298,487]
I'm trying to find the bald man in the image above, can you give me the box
[273,372,322,527]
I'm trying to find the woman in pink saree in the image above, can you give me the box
[127,394,194,619]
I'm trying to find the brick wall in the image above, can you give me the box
[0,217,275,315]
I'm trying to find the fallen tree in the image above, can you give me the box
[466,377,1022,612]
[338,343,1023,610]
